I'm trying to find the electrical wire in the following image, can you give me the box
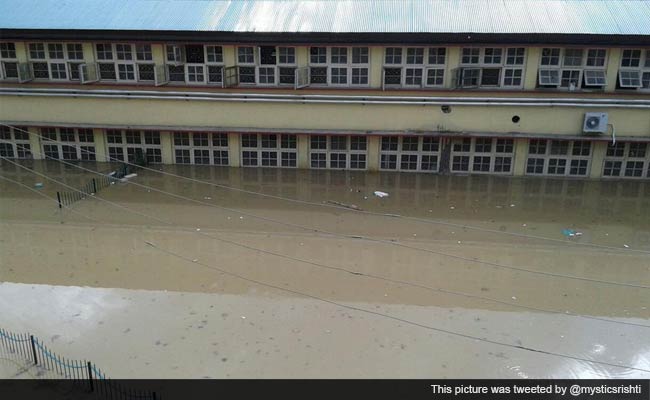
[1,174,649,374]
[2,150,648,290]
[5,123,647,255]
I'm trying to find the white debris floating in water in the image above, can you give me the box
[373,191,389,198]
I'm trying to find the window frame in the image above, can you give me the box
[106,129,162,164]
[240,133,297,168]
[618,49,650,91]
[602,141,650,179]
[457,47,527,89]
[309,135,368,170]
[525,139,592,177]
[382,47,446,89]
[39,127,96,161]
[170,131,230,165]
[0,42,19,81]
[379,136,442,172]
[449,137,515,175]
[309,47,370,88]
[27,41,85,82]
[538,47,608,90]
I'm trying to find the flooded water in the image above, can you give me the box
[0,160,649,378]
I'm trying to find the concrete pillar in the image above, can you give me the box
[228,132,241,167]
[604,48,621,93]
[512,138,529,176]
[366,135,380,171]
[160,131,174,164]
[82,43,96,64]
[589,140,607,179]
[369,46,383,89]
[14,42,28,63]
[223,45,236,67]
[297,134,310,169]
[151,44,165,65]
[27,127,42,160]
[296,46,309,68]
[444,47,461,88]
[92,128,107,162]
[523,47,541,90]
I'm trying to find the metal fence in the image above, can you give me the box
[0,327,158,400]
[56,163,136,209]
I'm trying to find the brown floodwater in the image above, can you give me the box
[0,159,649,378]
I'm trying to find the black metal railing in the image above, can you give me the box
[56,163,137,209]
[0,327,157,399]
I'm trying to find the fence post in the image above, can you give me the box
[30,335,38,365]
[56,192,62,209]
[87,361,94,392]
[92,178,97,194]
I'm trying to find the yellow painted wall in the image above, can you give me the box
[1,95,648,137]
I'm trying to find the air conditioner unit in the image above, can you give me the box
[582,112,608,134]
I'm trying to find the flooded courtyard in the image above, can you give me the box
[0,160,649,378]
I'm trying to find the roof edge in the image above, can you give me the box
[2,30,650,46]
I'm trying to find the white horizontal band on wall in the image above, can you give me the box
[2,120,648,143]
[2,87,650,108]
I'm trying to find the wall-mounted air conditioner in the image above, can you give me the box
[582,112,608,134]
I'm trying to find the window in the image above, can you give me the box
[603,141,650,179]
[383,47,446,88]
[107,130,162,163]
[563,49,583,66]
[457,47,525,88]
[309,47,368,87]
[241,134,296,168]
[618,49,650,91]
[96,43,154,83]
[525,140,592,177]
[380,136,441,172]
[583,70,606,87]
[38,127,95,160]
[238,47,255,64]
[26,42,84,81]
[163,44,224,86]
[539,48,607,89]
[278,47,295,64]
[310,135,367,170]
[0,43,19,80]
[172,132,229,165]
[0,126,31,159]
[450,138,514,174]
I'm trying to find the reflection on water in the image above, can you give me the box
[1,160,650,379]
[3,160,649,225]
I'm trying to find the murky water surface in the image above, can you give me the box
[0,160,649,378]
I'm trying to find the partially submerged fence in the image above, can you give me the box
[0,327,158,399]
[56,163,137,209]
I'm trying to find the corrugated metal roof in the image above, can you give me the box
[1,0,649,35]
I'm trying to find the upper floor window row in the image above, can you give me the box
[454,47,526,89]
[537,48,608,89]
[26,42,85,81]
[618,49,650,90]
[308,47,369,87]
[0,43,18,80]
[383,47,446,88]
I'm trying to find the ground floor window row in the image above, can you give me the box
[380,136,441,172]
[241,133,297,168]
[40,127,96,161]
[450,138,514,174]
[0,125,31,159]
[310,135,367,169]
[525,139,593,177]
[603,141,650,179]
[3,129,650,179]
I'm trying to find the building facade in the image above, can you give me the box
[1,0,649,179]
